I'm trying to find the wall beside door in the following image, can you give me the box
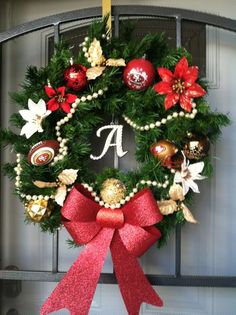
[1,1,236,314]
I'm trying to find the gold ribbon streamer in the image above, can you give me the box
[102,0,112,33]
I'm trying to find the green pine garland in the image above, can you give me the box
[0,18,230,246]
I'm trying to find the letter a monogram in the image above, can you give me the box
[90,125,128,160]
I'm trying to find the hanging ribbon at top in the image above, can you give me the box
[102,0,112,33]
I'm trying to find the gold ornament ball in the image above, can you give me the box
[26,199,53,222]
[100,178,126,205]
[150,139,178,162]
[184,135,210,160]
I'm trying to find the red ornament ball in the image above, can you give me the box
[123,58,155,90]
[28,140,60,166]
[64,64,87,91]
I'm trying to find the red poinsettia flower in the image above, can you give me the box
[154,57,206,112]
[45,86,77,113]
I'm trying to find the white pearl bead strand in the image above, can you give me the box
[14,153,22,190]
[52,88,107,165]
[81,176,170,209]
[123,104,197,132]
[15,154,61,202]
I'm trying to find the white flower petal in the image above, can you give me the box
[187,179,200,193]
[37,99,47,116]
[194,174,206,181]
[20,122,38,138]
[19,109,33,122]
[38,126,44,132]
[20,123,28,136]
[188,161,204,177]
[174,172,182,183]
[182,181,190,195]
[28,99,38,115]
[181,151,188,166]
[44,110,52,117]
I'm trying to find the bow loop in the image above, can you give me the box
[122,188,163,227]
[118,223,161,257]
[64,221,101,245]
[61,184,100,222]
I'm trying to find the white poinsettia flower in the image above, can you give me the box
[19,99,51,138]
[174,153,206,195]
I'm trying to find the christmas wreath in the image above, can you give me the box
[0,18,230,314]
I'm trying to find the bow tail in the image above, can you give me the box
[40,228,114,315]
[111,233,163,315]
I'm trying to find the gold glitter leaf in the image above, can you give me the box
[86,66,106,80]
[88,38,106,66]
[181,203,198,224]
[106,58,126,67]
[169,184,185,201]
[33,180,57,188]
[158,200,177,215]
[55,185,67,206]
[58,169,78,185]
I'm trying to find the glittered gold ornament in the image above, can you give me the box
[184,135,210,160]
[26,199,53,222]
[100,178,126,204]
[150,140,178,162]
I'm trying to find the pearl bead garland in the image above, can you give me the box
[14,154,54,202]
[23,194,55,203]
[14,153,22,190]
[123,104,197,132]
[52,88,107,165]
[81,176,170,209]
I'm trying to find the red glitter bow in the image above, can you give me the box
[41,184,163,315]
